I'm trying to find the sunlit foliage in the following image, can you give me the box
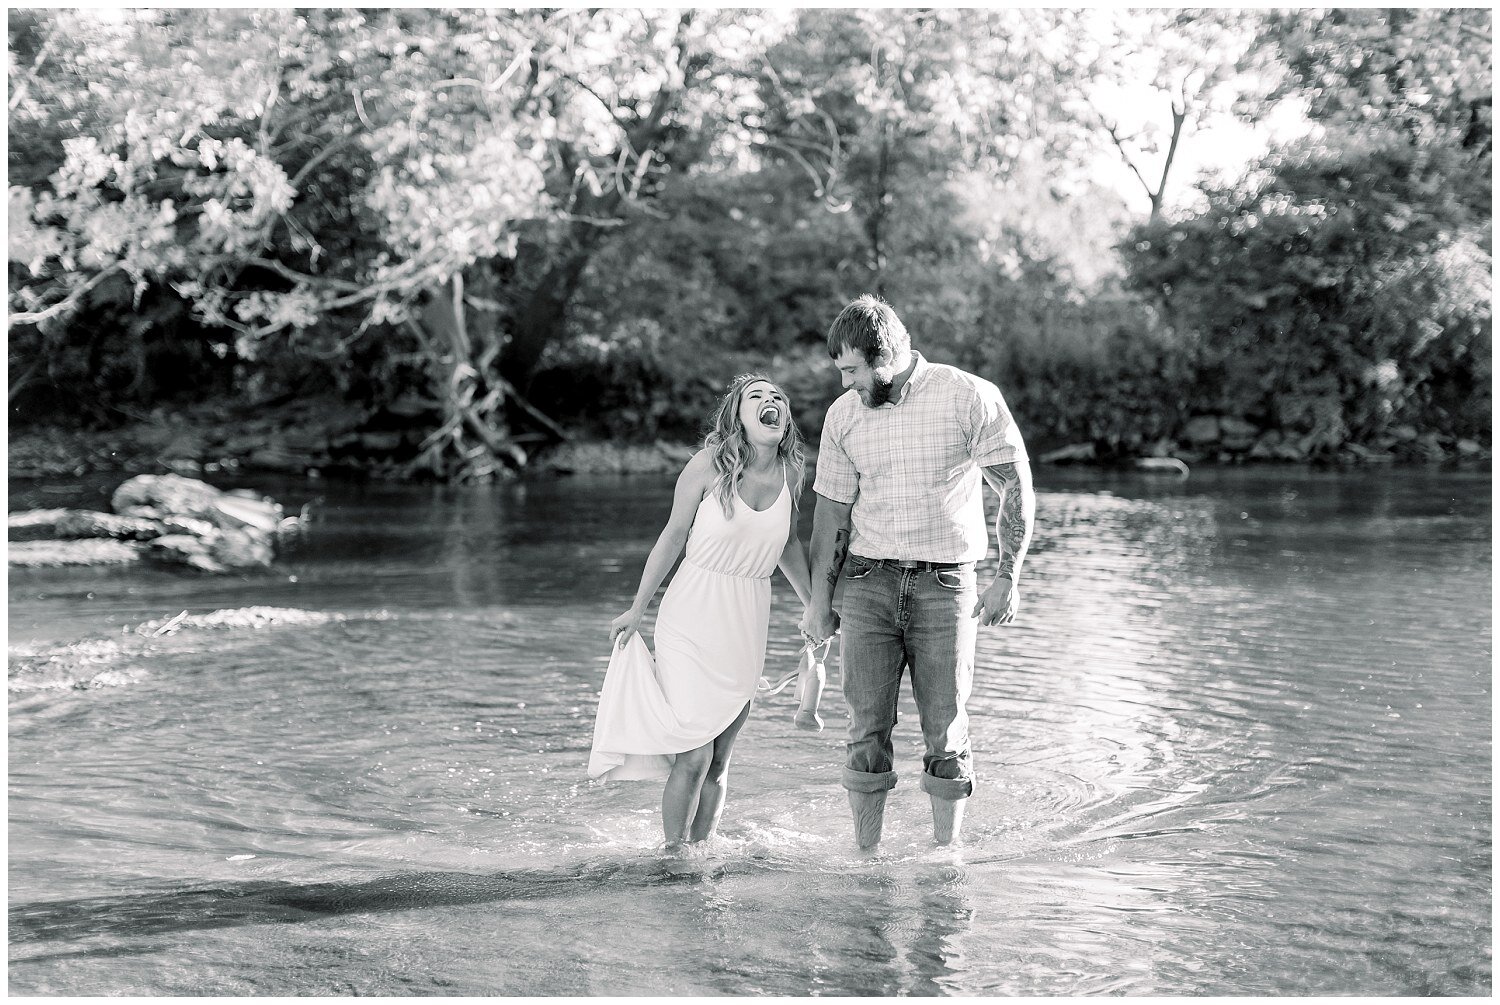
[8,7,1492,471]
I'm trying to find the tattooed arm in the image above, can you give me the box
[974,459,1036,626]
[799,493,853,643]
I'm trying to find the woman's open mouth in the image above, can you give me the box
[758,404,782,427]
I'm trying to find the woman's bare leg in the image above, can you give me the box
[689,701,752,843]
[661,742,714,848]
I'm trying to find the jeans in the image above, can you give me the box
[835,555,978,801]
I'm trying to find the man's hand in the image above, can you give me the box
[799,604,840,647]
[972,579,1019,626]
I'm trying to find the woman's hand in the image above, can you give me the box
[609,607,644,650]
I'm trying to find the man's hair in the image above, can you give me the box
[826,294,910,365]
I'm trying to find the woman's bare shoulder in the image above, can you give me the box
[678,448,716,490]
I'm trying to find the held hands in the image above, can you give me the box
[798,605,839,649]
[972,578,1019,626]
[609,607,644,650]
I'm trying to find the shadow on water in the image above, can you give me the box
[9,857,729,947]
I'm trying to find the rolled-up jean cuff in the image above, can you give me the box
[842,767,897,793]
[919,771,973,800]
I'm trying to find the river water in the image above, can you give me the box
[7,465,1491,995]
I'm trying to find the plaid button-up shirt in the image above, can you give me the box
[813,352,1028,564]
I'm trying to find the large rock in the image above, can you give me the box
[1219,417,1259,438]
[1248,431,1283,460]
[1182,416,1221,445]
[1345,443,1396,464]
[1218,417,1260,451]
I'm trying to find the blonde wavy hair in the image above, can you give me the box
[703,373,806,519]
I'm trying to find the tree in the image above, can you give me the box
[754,9,1084,293]
[1251,8,1492,226]
[1027,8,1264,220]
[8,9,780,478]
[1123,141,1490,450]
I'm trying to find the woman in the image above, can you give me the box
[588,374,813,850]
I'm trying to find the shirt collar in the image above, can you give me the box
[892,351,929,406]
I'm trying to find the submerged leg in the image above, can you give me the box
[929,792,967,846]
[661,742,714,848]
[689,700,752,843]
[848,789,889,851]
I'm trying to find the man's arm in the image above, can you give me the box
[799,492,853,642]
[974,458,1035,626]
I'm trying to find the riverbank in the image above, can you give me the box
[9,409,1491,486]
[6,406,697,482]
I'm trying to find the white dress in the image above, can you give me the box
[588,474,791,781]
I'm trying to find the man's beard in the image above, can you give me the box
[861,373,895,408]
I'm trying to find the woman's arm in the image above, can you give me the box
[776,519,813,609]
[610,450,714,647]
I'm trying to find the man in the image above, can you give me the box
[799,295,1035,850]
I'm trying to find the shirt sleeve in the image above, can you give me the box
[812,405,859,503]
[966,378,1028,468]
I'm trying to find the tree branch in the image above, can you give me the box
[8,357,43,403]
[1085,94,1159,211]
[244,257,363,292]
[1153,101,1188,219]
[7,266,126,328]
[288,131,364,189]
[495,373,571,442]
[1101,115,1157,204]
[9,28,59,111]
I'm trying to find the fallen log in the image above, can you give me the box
[10,474,298,573]
[9,509,164,541]
[1134,457,1191,477]
[9,539,145,567]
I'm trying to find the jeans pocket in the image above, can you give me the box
[934,568,968,591]
[844,556,874,581]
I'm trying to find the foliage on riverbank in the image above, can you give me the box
[8,9,1491,479]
